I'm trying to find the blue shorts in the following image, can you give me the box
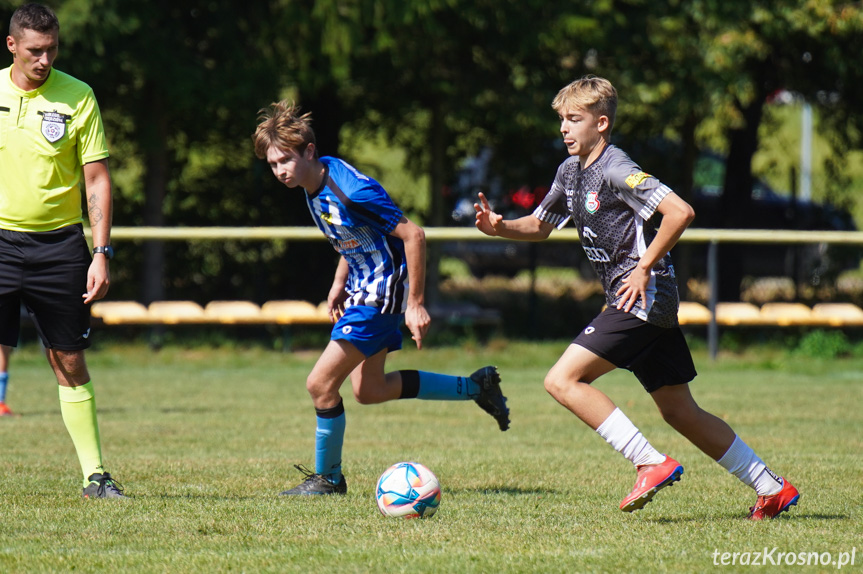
[331,304,403,357]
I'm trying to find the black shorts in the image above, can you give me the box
[573,306,696,393]
[0,224,92,350]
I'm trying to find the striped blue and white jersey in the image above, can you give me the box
[304,156,408,314]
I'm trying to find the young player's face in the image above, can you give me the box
[6,28,59,90]
[266,144,315,189]
[558,107,606,158]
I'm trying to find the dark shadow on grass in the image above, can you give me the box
[129,493,260,501]
[447,486,559,496]
[640,512,847,523]
[638,516,708,524]
[776,513,848,520]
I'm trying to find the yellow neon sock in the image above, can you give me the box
[58,382,104,486]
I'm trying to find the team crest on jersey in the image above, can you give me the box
[38,110,71,143]
[585,191,600,214]
[625,172,651,188]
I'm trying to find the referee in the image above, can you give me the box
[1,3,125,498]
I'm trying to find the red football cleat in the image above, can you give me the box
[748,478,799,520]
[620,455,684,512]
[0,402,14,417]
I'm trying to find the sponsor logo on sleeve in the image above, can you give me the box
[625,172,651,188]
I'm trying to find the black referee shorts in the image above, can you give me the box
[0,224,92,350]
[573,306,696,393]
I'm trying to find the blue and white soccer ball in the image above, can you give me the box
[375,462,441,519]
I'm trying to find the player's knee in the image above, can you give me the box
[305,374,329,400]
[543,373,566,400]
[48,349,89,386]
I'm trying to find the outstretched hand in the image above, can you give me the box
[474,192,503,236]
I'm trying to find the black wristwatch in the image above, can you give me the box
[92,245,114,259]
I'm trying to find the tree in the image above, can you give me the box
[692,1,863,299]
[55,0,339,303]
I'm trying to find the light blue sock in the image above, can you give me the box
[0,372,8,403]
[401,370,480,400]
[315,401,346,483]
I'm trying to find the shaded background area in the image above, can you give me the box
[2,0,863,311]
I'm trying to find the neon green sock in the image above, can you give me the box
[58,382,104,486]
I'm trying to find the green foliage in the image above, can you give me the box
[794,329,852,359]
[2,0,863,304]
[1,342,861,572]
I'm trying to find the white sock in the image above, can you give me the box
[596,408,666,467]
[716,435,782,496]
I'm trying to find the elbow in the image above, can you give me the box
[673,204,695,228]
[403,224,426,250]
[683,205,696,227]
[535,221,553,241]
[414,225,426,247]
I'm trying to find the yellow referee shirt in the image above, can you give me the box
[0,65,109,232]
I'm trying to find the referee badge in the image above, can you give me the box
[38,110,71,143]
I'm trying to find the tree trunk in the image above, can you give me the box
[675,112,698,300]
[304,86,343,157]
[425,101,446,307]
[717,97,764,301]
[141,94,169,305]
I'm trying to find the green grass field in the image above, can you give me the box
[1,340,860,573]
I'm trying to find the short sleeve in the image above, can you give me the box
[532,159,575,230]
[76,89,109,165]
[344,183,403,234]
[604,150,671,220]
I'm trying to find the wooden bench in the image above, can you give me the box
[677,301,863,327]
[90,300,501,347]
[94,300,863,329]
[91,300,332,326]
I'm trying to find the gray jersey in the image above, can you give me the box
[533,145,680,328]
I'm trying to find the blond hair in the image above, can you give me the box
[253,100,316,159]
[552,75,618,133]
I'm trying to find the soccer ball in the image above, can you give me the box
[375,462,441,519]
